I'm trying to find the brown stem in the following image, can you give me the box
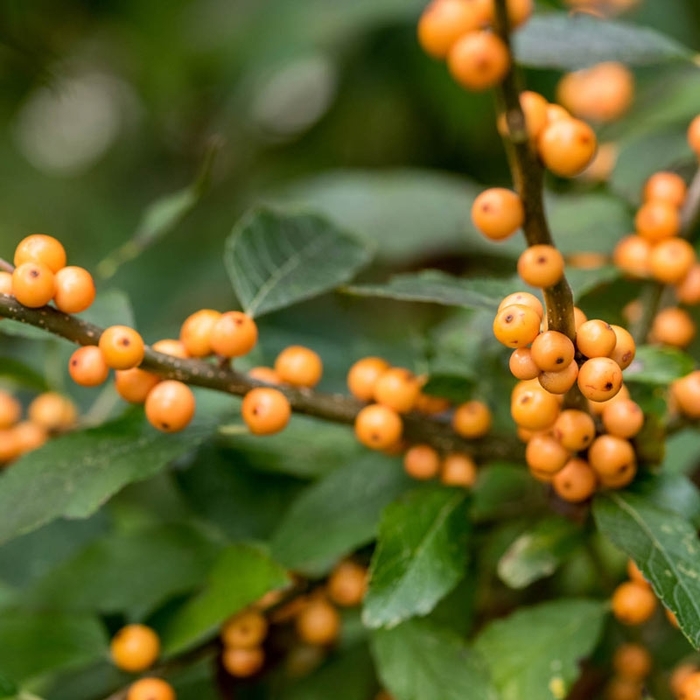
[0,258,14,273]
[0,294,523,462]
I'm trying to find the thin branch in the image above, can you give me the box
[0,294,523,462]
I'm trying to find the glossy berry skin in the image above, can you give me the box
[538,360,579,395]
[440,452,478,487]
[525,434,570,476]
[221,609,268,649]
[242,387,291,435]
[145,380,196,433]
[611,581,657,625]
[643,171,687,207]
[552,458,597,503]
[417,0,485,59]
[602,399,644,439]
[12,262,55,308]
[53,266,96,313]
[210,311,258,358]
[510,385,560,431]
[69,346,109,387]
[537,118,597,177]
[179,309,221,357]
[552,409,595,451]
[517,245,565,288]
[498,291,544,319]
[403,444,441,480]
[28,392,77,432]
[576,319,617,358]
[355,404,403,450]
[447,31,510,92]
[608,325,636,370]
[588,434,636,483]
[275,346,323,388]
[530,330,575,372]
[635,200,680,241]
[99,326,145,370]
[648,237,696,284]
[373,367,421,413]
[509,348,540,380]
[347,357,390,401]
[577,357,623,402]
[222,646,265,677]
[328,560,368,607]
[296,598,341,646]
[115,368,161,404]
[613,235,651,278]
[14,234,66,273]
[152,338,189,359]
[471,188,524,240]
[126,678,175,700]
[493,304,541,348]
[110,624,160,672]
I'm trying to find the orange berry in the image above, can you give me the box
[14,234,66,273]
[643,171,687,208]
[676,263,700,305]
[635,199,680,241]
[509,347,541,380]
[602,399,644,438]
[241,387,291,436]
[498,291,544,318]
[613,643,652,681]
[12,262,55,308]
[13,421,48,454]
[651,307,696,348]
[0,271,12,296]
[577,357,623,402]
[0,391,21,429]
[588,382,630,416]
[530,330,575,372]
[673,371,700,419]
[517,244,565,288]
[440,452,478,487]
[627,559,649,587]
[505,0,534,29]
[145,380,196,433]
[611,581,657,625]
[604,677,643,700]
[545,103,571,124]
[588,434,636,481]
[537,360,579,395]
[68,345,109,387]
[110,624,160,672]
[672,665,699,698]
[53,266,96,314]
[510,385,560,430]
[28,392,77,432]
[498,91,549,141]
[248,366,281,384]
[525,434,570,476]
[347,357,390,401]
[210,311,258,358]
[0,429,22,464]
[648,238,696,284]
[221,609,268,649]
[275,346,323,388]
[578,141,618,182]
[576,319,617,358]
[222,646,265,677]
[403,444,441,480]
[574,306,588,330]
[608,325,636,370]
[152,338,189,359]
[295,598,341,646]
[373,367,421,413]
[417,0,486,59]
[179,309,221,357]
[538,117,597,177]
[414,393,451,415]
[552,409,596,451]
[613,235,651,278]
[552,458,597,502]
[452,400,492,438]
[680,673,700,700]
[688,114,700,158]
[126,678,175,700]
[447,30,510,92]
[493,303,542,348]
[355,404,403,450]
[328,560,368,607]
[99,326,145,370]
[471,188,524,241]
[115,368,161,404]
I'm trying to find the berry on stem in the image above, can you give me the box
[99,325,145,370]
[221,609,268,649]
[180,309,221,357]
[577,357,623,402]
[328,560,368,607]
[451,400,492,438]
[126,678,175,700]
[295,598,341,646]
[517,245,565,288]
[447,31,511,92]
[12,262,55,308]
[417,0,486,59]
[493,303,542,348]
[14,234,66,273]
[611,581,657,625]
[110,624,160,672]
[537,117,597,177]
[471,188,524,241]
[115,368,161,404]
[242,387,291,435]
[355,404,403,450]
[440,452,478,487]
[53,266,96,313]
[69,346,109,387]
[28,392,77,432]
[222,646,265,677]
[275,346,323,388]
[373,367,421,413]
[210,311,258,358]
[145,380,196,433]
[403,444,441,480]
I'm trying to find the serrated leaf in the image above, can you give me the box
[514,13,693,69]
[498,517,585,589]
[371,619,498,700]
[344,271,509,311]
[161,543,289,656]
[225,207,373,317]
[593,488,700,648]
[0,410,217,546]
[624,345,695,385]
[363,486,470,629]
[474,599,606,700]
[0,610,107,683]
[25,523,223,618]
[270,453,412,576]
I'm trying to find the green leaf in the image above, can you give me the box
[0,358,48,391]
[25,523,223,618]
[514,13,693,69]
[270,453,412,576]
[593,488,700,648]
[371,619,498,700]
[630,473,700,527]
[363,486,470,629]
[624,345,695,385]
[0,610,107,683]
[471,463,544,523]
[497,517,585,589]
[474,599,606,700]
[564,266,621,302]
[0,673,17,699]
[225,207,373,318]
[344,271,510,311]
[161,543,289,656]
[0,410,217,546]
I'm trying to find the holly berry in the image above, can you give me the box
[575,319,617,358]
[241,387,291,435]
[12,262,55,308]
[28,392,77,432]
[99,325,145,370]
[537,117,597,177]
[69,345,109,387]
[611,581,657,625]
[180,309,221,357]
[530,330,575,372]
[145,380,196,433]
[221,609,268,649]
[403,444,441,480]
[222,646,265,677]
[492,303,541,348]
[471,188,524,240]
[643,171,687,207]
[295,598,341,646]
[517,244,565,288]
[612,643,652,681]
[126,678,174,700]
[327,560,368,607]
[115,368,161,404]
[577,357,623,402]
[14,233,66,273]
[451,400,492,438]
[210,311,258,358]
[110,624,160,673]
[417,0,486,59]
[635,199,680,241]
[355,404,403,450]
[53,266,96,313]
[347,357,390,401]
[275,345,323,388]
[552,458,597,502]
[447,31,510,92]
[440,452,478,487]
[373,367,421,413]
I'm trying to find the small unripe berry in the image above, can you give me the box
[517,245,565,288]
[68,346,109,387]
[275,346,323,388]
[471,188,524,240]
[242,387,291,435]
[110,624,160,672]
[99,326,145,370]
[12,262,55,308]
[355,404,403,450]
[145,380,196,433]
[53,266,96,314]
[14,234,66,273]
[447,31,510,92]
[210,311,258,358]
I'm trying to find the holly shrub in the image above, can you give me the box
[3,1,700,699]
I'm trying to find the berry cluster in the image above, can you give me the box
[605,642,652,700]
